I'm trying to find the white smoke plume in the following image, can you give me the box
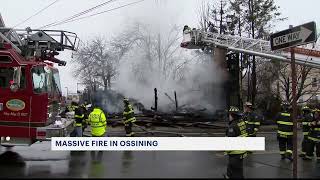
[109,2,227,114]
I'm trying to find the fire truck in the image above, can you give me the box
[0,24,79,146]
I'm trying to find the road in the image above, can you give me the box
[0,127,319,178]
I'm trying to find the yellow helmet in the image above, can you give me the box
[229,106,239,113]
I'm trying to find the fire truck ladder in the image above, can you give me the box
[180,28,320,69]
[0,27,79,65]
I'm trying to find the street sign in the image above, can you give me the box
[270,22,317,51]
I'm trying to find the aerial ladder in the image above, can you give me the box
[180,26,320,109]
[180,26,320,68]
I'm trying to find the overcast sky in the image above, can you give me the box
[1,0,319,95]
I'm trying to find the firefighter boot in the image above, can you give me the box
[286,154,293,161]
[281,154,286,160]
[299,153,306,158]
[302,156,312,161]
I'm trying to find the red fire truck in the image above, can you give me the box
[0,26,79,146]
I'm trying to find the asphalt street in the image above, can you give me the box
[0,127,319,178]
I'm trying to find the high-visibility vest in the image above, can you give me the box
[225,119,248,156]
[123,104,136,124]
[276,112,293,137]
[88,108,107,137]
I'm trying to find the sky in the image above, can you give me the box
[0,0,319,96]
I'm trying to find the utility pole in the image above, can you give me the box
[219,0,223,34]
[249,0,256,105]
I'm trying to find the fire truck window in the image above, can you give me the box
[53,71,62,94]
[45,67,53,93]
[20,67,26,89]
[0,67,14,88]
[0,56,12,63]
[32,66,47,93]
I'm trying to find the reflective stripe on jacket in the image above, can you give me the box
[225,119,248,156]
[276,112,293,138]
[308,121,320,142]
[123,104,136,124]
[302,114,313,133]
[243,111,261,135]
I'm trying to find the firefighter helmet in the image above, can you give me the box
[229,106,239,113]
[245,102,254,109]
[123,98,129,103]
[281,102,291,111]
[228,106,242,118]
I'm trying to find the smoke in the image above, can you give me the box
[113,48,226,114]
[108,2,227,114]
[88,1,227,114]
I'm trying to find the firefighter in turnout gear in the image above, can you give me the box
[299,106,313,158]
[223,106,248,179]
[243,102,260,137]
[276,102,293,161]
[87,103,107,137]
[67,101,78,112]
[80,102,90,136]
[63,101,78,116]
[73,102,85,137]
[303,108,320,162]
[123,98,136,137]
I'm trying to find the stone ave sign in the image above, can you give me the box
[270,22,317,51]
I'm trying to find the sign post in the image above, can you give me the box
[270,22,317,179]
[289,25,298,179]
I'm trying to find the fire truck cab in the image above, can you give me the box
[0,27,79,146]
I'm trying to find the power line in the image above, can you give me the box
[38,0,117,29]
[13,0,60,28]
[45,0,146,28]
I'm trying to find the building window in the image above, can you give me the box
[312,78,317,87]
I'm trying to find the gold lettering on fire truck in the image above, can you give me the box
[3,112,28,117]
[6,99,25,111]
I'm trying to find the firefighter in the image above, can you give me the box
[87,103,106,163]
[87,103,107,137]
[73,102,85,137]
[303,108,320,162]
[276,102,293,161]
[80,102,89,136]
[299,106,313,158]
[123,98,136,137]
[243,102,261,137]
[183,25,191,33]
[223,106,248,179]
[64,101,78,114]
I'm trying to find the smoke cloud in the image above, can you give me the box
[108,2,227,114]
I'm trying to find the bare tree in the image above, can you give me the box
[274,62,320,104]
[111,22,189,85]
[72,37,120,90]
